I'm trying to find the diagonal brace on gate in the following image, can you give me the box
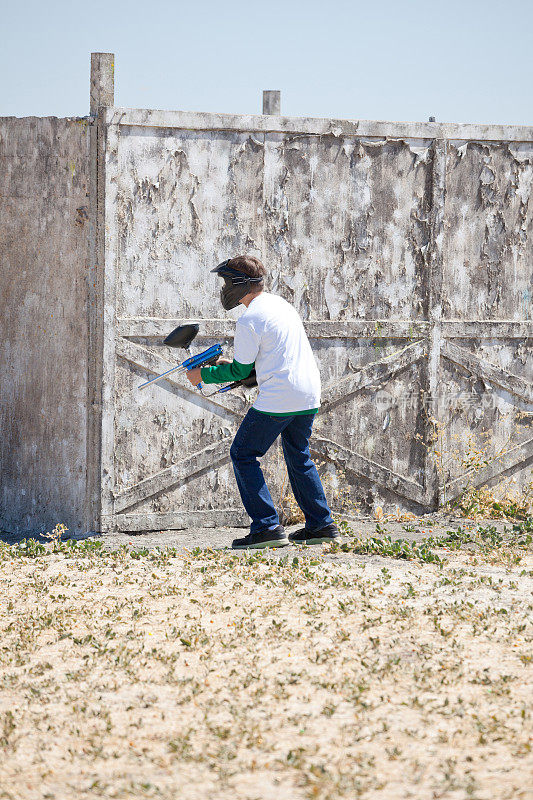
[319,340,427,412]
[441,437,533,505]
[441,340,533,404]
[113,436,235,513]
[311,437,428,506]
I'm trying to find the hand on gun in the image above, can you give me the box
[186,357,231,387]
[186,367,202,386]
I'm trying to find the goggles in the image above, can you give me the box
[211,260,263,286]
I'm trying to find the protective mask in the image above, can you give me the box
[220,276,251,310]
[212,260,264,311]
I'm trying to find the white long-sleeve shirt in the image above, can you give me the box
[233,292,321,414]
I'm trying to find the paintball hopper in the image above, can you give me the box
[164,323,199,349]
[162,324,219,369]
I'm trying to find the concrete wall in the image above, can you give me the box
[104,124,434,529]
[1,104,531,535]
[0,117,91,535]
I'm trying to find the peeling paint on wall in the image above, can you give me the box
[103,117,532,529]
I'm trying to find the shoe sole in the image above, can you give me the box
[289,536,340,546]
[232,539,290,550]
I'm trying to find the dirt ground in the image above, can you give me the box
[0,516,532,800]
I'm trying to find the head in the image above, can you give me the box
[211,255,266,310]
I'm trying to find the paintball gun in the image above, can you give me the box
[138,323,257,394]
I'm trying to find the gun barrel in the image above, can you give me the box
[138,343,223,391]
[217,381,239,394]
[138,363,186,390]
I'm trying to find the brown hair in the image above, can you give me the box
[228,255,266,282]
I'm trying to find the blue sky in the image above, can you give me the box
[2,0,532,125]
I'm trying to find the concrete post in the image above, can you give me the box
[87,52,114,531]
[263,90,281,115]
[90,53,115,114]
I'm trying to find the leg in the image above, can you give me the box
[281,414,334,531]
[230,408,291,533]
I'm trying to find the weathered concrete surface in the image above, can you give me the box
[90,53,114,114]
[106,107,533,143]
[102,110,532,533]
[1,104,531,537]
[104,127,434,529]
[440,141,533,497]
[0,117,91,535]
[443,141,533,319]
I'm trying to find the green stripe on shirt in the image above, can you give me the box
[200,359,254,384]
[254,408,318,417]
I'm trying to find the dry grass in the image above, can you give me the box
[420,415,533,521]
[446,481,533,522]
[0,523,532,800]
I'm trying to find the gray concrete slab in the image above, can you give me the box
[101,513,512,552]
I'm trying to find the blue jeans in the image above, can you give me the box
[229,407,334,534]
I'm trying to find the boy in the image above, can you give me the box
[187,255,339,550]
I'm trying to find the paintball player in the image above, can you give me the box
[186,255,339,550]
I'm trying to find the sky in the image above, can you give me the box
[1,0,532,126]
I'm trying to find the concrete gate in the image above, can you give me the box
[98,105,532,533]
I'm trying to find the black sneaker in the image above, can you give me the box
[232,526,289,550]
[288,523,340,545]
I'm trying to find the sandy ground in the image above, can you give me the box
[0,519,532,800]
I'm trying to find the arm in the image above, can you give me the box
[200,359,254,385]
[200,318,260,386]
